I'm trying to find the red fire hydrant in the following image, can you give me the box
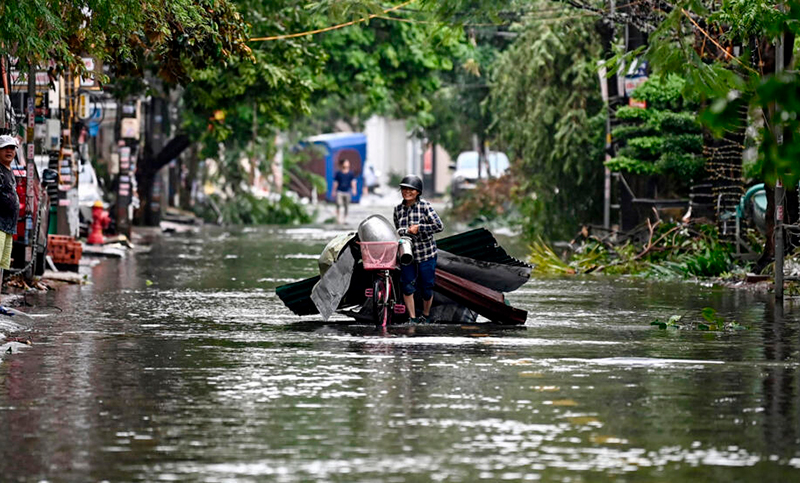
[87,201,110,245]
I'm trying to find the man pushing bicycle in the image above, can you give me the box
[393,174,443,324]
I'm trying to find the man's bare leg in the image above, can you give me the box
[403,293,415,319]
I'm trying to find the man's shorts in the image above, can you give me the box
[336,191,351,210]
[0,231,13,270]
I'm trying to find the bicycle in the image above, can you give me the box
[360,240,404,328]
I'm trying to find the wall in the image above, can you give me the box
[365,116,407,189]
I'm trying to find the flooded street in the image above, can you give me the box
[2,224,800,482]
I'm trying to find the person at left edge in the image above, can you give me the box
[0,135,20,317]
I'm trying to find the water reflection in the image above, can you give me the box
[761,298,800,458]
[1,225,800,481]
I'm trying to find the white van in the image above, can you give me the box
[450,151,510,199]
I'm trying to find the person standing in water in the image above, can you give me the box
[0,135,19,317]
[393,174,443,323]
[331,159,357,225]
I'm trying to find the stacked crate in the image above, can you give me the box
[47,235,82,271]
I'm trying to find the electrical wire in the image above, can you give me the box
[248,0,416,42]
[247,0,649,43]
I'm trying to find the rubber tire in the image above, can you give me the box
[373,276,392,328]
[34,201,50,276]
[34,234,47,276]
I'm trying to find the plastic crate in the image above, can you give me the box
[47,235,82,265]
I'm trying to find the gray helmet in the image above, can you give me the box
[399,174,423,193]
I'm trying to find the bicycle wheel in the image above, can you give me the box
[372,275,391,328]
[383,274,393,327]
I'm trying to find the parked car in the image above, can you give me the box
[450,150,510,199]
[10,155,53,278]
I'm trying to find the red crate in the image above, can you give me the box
[47,235,82,265]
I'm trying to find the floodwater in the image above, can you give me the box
[2,224,800,482]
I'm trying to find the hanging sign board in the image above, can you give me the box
[77,93,93,119]
[79,57,102,90]
[10,71,51,92]
[120,118,140,140]
[628,98,647,109]
[623,59,649,98]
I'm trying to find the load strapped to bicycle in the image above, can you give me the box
[357,214,413,328]
[285,214,531,327]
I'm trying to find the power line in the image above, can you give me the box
[248,0,416,42]
[247,0,646,43]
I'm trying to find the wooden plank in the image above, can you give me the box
[434,269,527,325]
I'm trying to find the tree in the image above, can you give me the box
[303,10,466,133]
[0,1,250,84]
[425,24,511,160]
[490,1,606,240]
[619,1,797,268]
[606,74,704,199]
[171,1,325,205]
[1,0,253,226]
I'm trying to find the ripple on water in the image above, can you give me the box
[282,253,319,259]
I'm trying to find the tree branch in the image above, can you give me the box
[142,134,190,178]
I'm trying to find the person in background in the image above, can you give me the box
[0,135,20,317]
[332,159,357,225]
[362,161,379,195]
[393,174,443,324]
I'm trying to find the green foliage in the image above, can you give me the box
[491,2,606,240]
[611,125,656,140]
[650,314,684,330]
[642,1,800,187]
[628,73,690,110]
[182,0,324,137]
[709,1,786,43]
[607,75,703,185]
[659,112,702,133]
[196,192,312,225]
[0,0,251,84]
[754,72,800,187]
[624,136,666,158]
[616,106,654,122]
[531,222,735,279]
[387,171,404,188]
[604,156,657,175]
[425,24,511,158]
[529,237,575,275]
[177,1,331,197]
[283,143,328,195]
[650,308,746,331]
[662,133,703,153]
[450,175,518,225]
[530,237,621,276]
[658,151,705,179]
[304,11,467,132]
[642,224,734,278]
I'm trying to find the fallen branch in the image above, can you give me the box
[591,220,684,273]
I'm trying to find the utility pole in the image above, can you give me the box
[24,65,36,269]
[251,101,258,187]
[603,0,615,231]
[774,31,785,299]
[472,134,482,180]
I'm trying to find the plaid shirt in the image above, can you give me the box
[393,198,443,262]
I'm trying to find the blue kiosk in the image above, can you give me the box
[307,133,367,203]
